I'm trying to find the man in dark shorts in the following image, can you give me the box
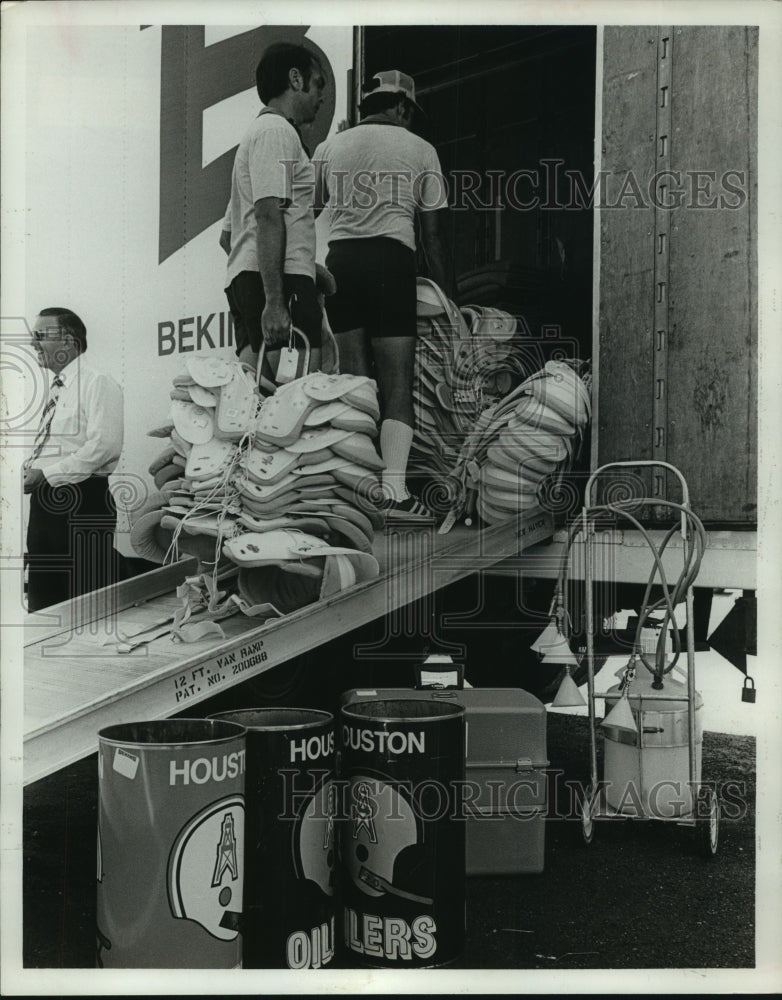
[221,42,327,373]
[313,71,452,517]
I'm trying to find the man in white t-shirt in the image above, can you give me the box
[221,42,327,371]
[313,71,452,518]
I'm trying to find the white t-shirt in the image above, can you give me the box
[225,111,316,286]
[313,123,448,252]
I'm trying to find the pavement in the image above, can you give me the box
[14,585,773,991]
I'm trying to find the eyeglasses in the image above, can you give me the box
[32,327,65,341]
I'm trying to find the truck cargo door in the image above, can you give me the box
[596,26,757,525]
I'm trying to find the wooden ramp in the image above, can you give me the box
[24,509,554,784]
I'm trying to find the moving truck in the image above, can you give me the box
[8,23,356,538]
[4,17,764,718]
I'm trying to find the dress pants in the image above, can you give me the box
[26,476,119,612]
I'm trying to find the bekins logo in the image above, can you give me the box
[342,725,426,755]
[155,25,337,264]
[169,750,246,786]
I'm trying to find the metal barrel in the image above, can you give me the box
[210,708,337,969]
[603,676,704,818]
[339,699,466,968]
[96,718,246,968]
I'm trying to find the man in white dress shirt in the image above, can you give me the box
[24,308,124,611]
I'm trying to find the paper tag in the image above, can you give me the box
[466,459,481,483]
[276,347,301,384]
[113,747,139,780]
[419,669,459,688]
[640,626,672,659]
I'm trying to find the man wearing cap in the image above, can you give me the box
[221,42,327,374]
[24,308,124,611]
[313,70,452,518]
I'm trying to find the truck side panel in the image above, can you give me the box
[20,25,352,555]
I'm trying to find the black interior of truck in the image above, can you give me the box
[363,25,597,362]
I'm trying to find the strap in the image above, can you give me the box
[257,106,309,154]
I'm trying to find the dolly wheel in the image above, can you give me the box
[697,785,720,857]
[581,785,596,845]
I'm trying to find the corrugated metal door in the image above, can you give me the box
[597,26,757,524]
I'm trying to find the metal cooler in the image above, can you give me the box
[340,686,548,875]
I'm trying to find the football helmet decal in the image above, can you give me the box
[168,795,244,940]
[352,780,378,843]
[293,778,337,896]
[347,776,432,905]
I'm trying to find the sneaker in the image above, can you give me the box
[382,494,436,521]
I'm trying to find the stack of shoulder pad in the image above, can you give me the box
[131,361,384,620]
[132,355,253,569]
[410,278,549,486]
[445,360,591,527]
[226,371,383,616]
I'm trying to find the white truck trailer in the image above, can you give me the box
[1,13,770,784]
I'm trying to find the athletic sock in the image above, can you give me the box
[379,418,413,501]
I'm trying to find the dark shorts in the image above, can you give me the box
[225,271,322,355]
[325,237,417,339]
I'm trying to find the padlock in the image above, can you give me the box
[741,675,756,703]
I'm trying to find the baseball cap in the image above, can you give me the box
[364,70,425,115]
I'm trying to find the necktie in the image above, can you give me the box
[25,374,64,471]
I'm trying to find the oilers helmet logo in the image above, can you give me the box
[167,794,244,940]
[348,776,432,905]
[352,780,378,843]
[293,778,337,896]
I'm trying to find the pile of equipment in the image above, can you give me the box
[411,279,591,528]
[411,278,538,479]
[129,357,384,631]
[468,359,590,525]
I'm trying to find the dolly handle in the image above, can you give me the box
[584,460,690,510]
